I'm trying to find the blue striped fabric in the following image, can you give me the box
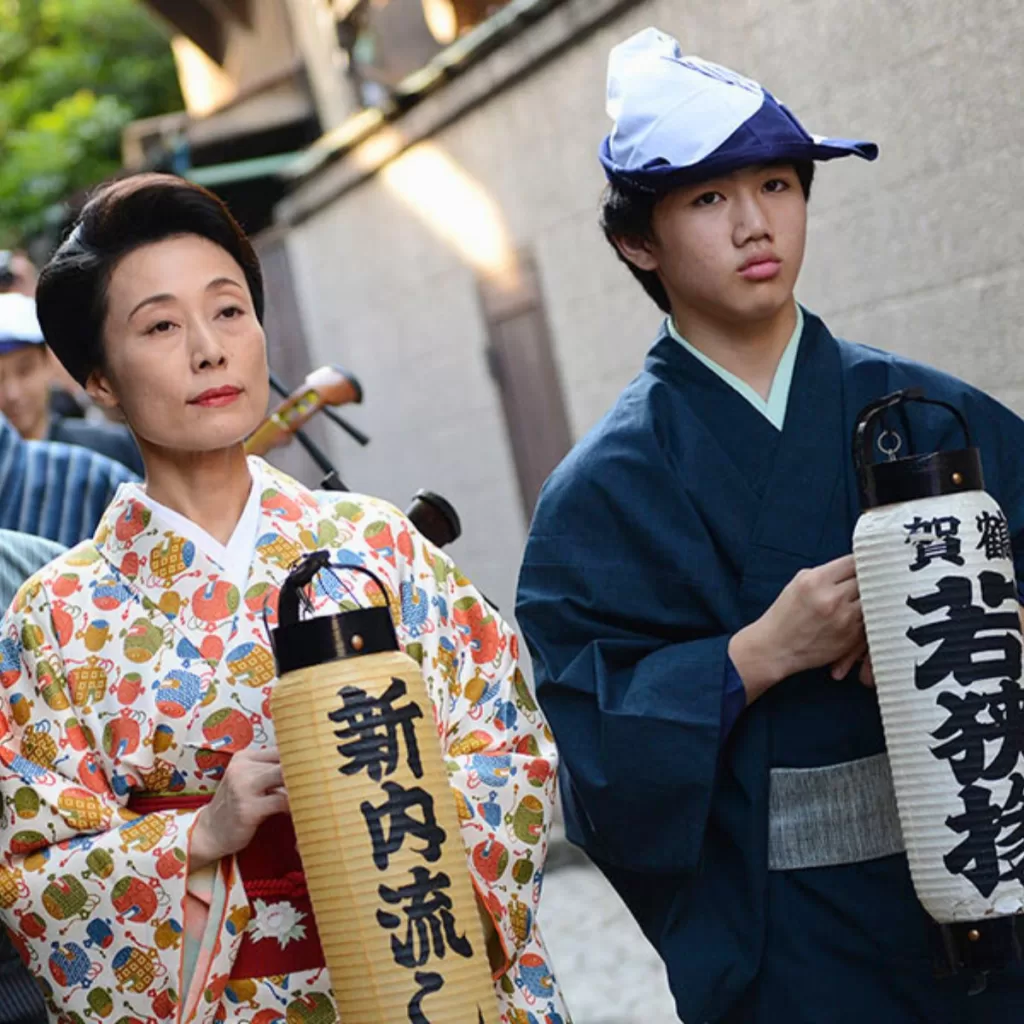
[0,529,64,1023]
[0,411,137,547]
[0,929,46,1024]
[0,529,65,610]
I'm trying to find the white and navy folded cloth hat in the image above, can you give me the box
[600,28,878,192]
[0,293,43,355]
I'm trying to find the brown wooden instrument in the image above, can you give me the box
[245,366,363,456]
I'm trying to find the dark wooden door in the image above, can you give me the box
[253,226,332,486]
[479,252,573,522]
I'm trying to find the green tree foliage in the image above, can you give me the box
[0,0,182,244]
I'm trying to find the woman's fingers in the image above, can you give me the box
[246,761,284,795]
[242,745,281,764]
[257,790,290,818]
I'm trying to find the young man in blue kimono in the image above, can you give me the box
[516,27,1024,1024]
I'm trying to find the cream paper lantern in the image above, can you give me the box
[852,390,1024,971]
[270,554,499,1024]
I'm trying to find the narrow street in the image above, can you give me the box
[538,842,680,1024]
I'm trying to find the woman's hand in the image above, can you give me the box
[189,746,288,871]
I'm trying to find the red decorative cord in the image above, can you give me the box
[243,871,308,901]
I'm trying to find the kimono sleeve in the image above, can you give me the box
[0,580,200,1015]
[516,430,729,877]
[962,385,1024,589]
[384,507,558,980]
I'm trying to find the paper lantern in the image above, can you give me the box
[853,389,1024,972]
[271,553,498,1023]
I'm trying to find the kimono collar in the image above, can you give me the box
[665,304,804,430]
[646,306,829,391]
[93,456,322,590]
[116,460,264,589]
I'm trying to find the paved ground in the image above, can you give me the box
[537,844,680,1024]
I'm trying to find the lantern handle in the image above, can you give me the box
[276,551,391,629]
[853,389,973,479]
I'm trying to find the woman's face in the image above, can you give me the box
[89,233,269,454]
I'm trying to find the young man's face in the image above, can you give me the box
[622,163,807,327]
[0,344,51,439]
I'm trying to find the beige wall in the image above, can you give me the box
[171,1,301,116]
[217,1,298,99]
[281,0,1024,612]
[167,0,312,152]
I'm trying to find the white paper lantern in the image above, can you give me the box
[853,392,1024,952]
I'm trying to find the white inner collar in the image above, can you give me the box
[128,460,263,588]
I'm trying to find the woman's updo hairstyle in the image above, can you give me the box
[37,173,264,387]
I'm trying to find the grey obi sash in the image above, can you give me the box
[767,753,905,871]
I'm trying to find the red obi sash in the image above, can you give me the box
[128,793,326,979]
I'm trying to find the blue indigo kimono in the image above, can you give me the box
[516,310,1024,1023]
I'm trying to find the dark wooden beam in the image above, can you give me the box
[143,0,227,63]
[206,0,252,27]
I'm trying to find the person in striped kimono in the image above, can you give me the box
[0,410,135,546]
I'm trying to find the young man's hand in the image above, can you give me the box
[729,555,870,703]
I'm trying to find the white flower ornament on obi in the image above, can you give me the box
[248,899,309,949]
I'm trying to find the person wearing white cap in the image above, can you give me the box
[0,291,143,474]
[517,27,1024,1023]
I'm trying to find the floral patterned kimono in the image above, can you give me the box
[0,458,568,1024]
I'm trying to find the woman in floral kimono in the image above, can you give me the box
[0,174,567,1024]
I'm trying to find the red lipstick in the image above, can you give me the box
[190,385,242,408]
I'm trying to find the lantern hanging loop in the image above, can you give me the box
[853,388,973,479]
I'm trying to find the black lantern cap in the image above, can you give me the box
[854,389,984,509]
[270,551,399,675]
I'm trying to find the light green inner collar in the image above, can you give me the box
[666,304,804,431]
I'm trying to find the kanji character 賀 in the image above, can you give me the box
[905,515,965,572]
